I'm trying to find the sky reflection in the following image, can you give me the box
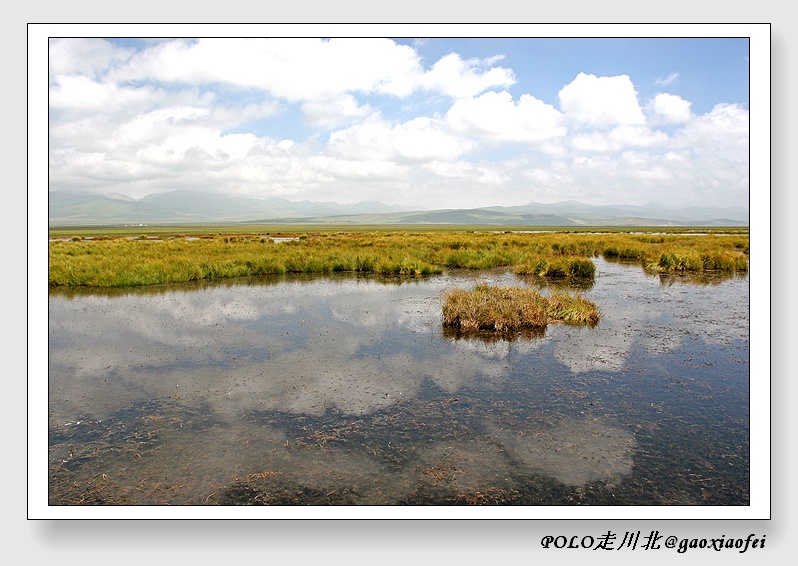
[49,261,749,420]
[48,260,749,501]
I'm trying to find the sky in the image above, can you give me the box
[47,34,753,211]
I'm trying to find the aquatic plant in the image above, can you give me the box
[442,283,599,332]
[546,292,601,326]
[514,256,595,279]
[649,250,749,273]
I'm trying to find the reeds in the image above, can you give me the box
[442,283,600,332]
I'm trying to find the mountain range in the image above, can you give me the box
[47,189,749,227]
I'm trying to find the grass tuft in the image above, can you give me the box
[442,283,599,333]
[514,256,595,279]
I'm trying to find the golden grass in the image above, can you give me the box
[48,229,748,288]
[442,283,600,332]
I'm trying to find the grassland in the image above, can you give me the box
[48,226,749,288]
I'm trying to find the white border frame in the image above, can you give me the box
[29,23,771,521]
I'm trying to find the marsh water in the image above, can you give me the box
[48,258,750,506]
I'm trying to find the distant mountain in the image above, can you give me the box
[48,190,412,225]
[48,189,749,227]
[48,190,175,224]
[479,201,749,225]
[271,207,747,227]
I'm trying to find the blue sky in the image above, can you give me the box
[399,37,749,114]
[47,32,754,210]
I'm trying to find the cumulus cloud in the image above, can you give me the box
[419,52,516,98]
[558,72,646,127]
[446,91,566,143]
[45,38,750,210]
[649,93,693,124]
[107,38,512,104]
[107,38,421,100]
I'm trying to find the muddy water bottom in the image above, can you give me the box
[48,259,750,507]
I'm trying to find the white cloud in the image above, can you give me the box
[307,155,401,181]
[325,121,400,162]
[108,38,513,105]
[109,38,421,101]
[424,160,506,185]
[49,72,280,160]
[674,103,749,162]
[619,151,673,181]
[550,101,748,206]
[420,52,515,98]
[48,38,132,78]
[446,91,566,143]
[655,71,680,86]
[392,118,474,161]
[327,117,471,162]
[49,75,157,114]
[301,94,375,129]
[570,125,668,153]
[649,93,693,124]
[558,72,646,127]
[45,38,750,211]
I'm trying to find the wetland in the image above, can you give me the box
[47,231,750,507]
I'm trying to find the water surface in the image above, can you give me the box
[48,258,749,506]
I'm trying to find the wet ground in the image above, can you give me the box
[47,258,750,506]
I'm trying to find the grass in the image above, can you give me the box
[514,256,596,279]
[442,283,600,333]
[48,227,749,288]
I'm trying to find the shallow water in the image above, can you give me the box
[48,258,749,506]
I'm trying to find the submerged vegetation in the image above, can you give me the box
[442,283,600,332]
[48,227,748,288]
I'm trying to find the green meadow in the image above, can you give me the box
[48,226,749,288]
